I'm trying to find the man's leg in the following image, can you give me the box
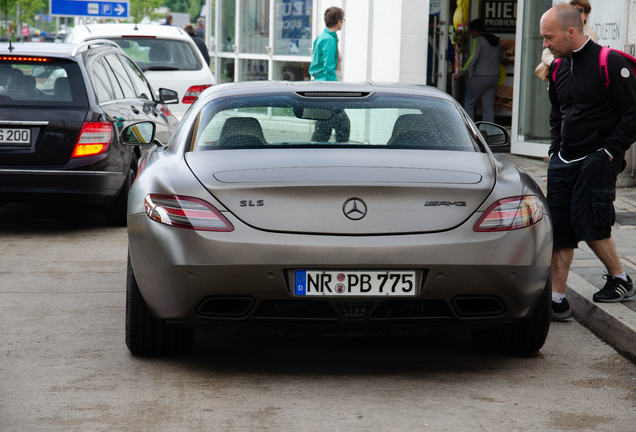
[463,79,483,121]
[479,78,499,123]
[551,247,575,295]
[587,237,623,275]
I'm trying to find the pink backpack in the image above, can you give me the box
[551,46,636,88]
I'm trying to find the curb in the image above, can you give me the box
[566,272,636,362]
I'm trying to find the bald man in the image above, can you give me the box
[541,4,636,320]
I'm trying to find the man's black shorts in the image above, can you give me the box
[547,150,623,249]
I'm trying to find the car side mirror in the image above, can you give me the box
[121,122,157,146]
[475,122,510,147]
[159,88,179,105]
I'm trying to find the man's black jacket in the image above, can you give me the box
[548,39,636,160]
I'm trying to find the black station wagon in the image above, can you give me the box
[0,41,179,225]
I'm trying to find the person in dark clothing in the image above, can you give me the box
[162,14,173,26]
[454,19,502,122]
[195,18,205,39]
[541,3,636,320]
[184,24,211,66]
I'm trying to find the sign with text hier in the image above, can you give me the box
[481,0,517,34]
[50,0,129,18]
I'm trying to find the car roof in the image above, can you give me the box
[0,42,80,59]
[69,24,191,41]
[201,81,455,103]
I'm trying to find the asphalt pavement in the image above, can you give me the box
[500,153,636,362]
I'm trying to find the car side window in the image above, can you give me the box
[102,59,125,100]
[92,59,115,102]
[120,56,153,100]
[104,55,136,99]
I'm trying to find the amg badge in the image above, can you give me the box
[425,201,466,207]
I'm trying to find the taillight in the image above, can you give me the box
[144,194,234,231]
[182,85,212,104]
[474,196,544,232]
[71,122,113,158]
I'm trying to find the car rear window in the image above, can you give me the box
[0,59,88,106]
[190,94,482,152]
[105,37,202,72]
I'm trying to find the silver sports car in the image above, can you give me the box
[125,82,552,356]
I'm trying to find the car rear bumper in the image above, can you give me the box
[128,212,553,329]
[0,168,125,205]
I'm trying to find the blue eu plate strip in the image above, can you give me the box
[295,271,306,296]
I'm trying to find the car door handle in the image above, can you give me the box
[131,106,140,114]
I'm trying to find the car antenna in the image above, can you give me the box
[8,39,14,53]
[134,11,138,30]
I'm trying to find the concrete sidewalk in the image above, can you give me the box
[500,153,636,361]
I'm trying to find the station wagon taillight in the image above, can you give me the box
[474,196,544,232]
[71,122,113,158]
[182,85,212,104]
[144,194,234,231]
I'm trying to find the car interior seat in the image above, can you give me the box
[217,117,267,147]
[53,77,71,101]
[7,71,38,100]
[387,113,445,147]
[149,43,171,63]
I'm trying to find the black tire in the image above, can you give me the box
[105,153,137,227]
[471,275,552,354]
[126,253,194,356]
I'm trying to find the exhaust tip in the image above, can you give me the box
[452,296,506,318]
[196,296,255,318]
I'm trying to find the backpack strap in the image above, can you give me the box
[551,58,562,82]
[599,46,611,89]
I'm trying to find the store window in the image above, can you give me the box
[241,59,269,81]
[517,0,552,143]
[220,58,236,83]
[220,0,237,53]
[240,0,270,54]
[274,0,313,56]
[273,61,310,81]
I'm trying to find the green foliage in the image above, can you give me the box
[128,0,163,21]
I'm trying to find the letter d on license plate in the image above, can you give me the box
[295,270,416,296]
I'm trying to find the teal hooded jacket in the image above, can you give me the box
[309,28,338,81]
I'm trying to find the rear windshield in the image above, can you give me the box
[106,37,202,72]
[0,60,88,106]
[190,94,482,152]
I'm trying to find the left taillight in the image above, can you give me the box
[71,122,113,158]
[144,194,234,231]
[182,85,212,104]
[474,196,544,232]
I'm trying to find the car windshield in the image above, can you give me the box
[190,94,482,151]
[0,60,88,107]
[106,37,202,72]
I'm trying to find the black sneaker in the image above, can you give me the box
[593,275,635,303]
[551,298,572,321]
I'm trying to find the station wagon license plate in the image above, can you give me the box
[294,270,417,296]
[0,128,31,145]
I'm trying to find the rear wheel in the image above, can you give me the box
[471,276,551,354]
[105,152,137,227]
[126,253,194,356]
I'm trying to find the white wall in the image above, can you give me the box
[337,0,429,83]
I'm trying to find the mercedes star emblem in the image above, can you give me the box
[343,198,367,220]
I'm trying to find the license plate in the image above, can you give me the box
[0,128,31,145]
[294,270,417,296]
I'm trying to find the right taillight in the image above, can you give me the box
[474,196,544,232]
[182,85,212,104]
[144,194,234,231]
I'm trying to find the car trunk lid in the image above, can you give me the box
[186,149,496,235]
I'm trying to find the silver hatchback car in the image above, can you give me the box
[125,82,552,356]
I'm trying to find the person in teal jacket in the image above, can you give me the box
[309,7,344,81]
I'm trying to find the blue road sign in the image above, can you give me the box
[41,15,54,22]
[50,0,129,18]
